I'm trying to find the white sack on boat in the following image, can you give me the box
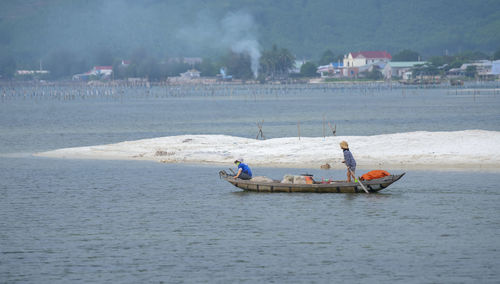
[281,175,294,183]
[251,176,274,183]
[293,176,307,184]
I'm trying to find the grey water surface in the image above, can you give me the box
[1,83,500,283]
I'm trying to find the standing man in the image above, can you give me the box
[340,141,357,182]
[234,158,253,180]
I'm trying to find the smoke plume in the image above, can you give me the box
[177,10,261,78]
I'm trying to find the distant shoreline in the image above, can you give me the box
[1,78,498,87]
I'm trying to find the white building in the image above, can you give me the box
[342,51,392,77]
[180,69,201,79]
[447,60,500,79]
[90,66,113,77]
[317,63,343,78]
[491,60,500,75]
[16,70,49,76]
[72,66,113,81]
[382,61,426,80]
[343,51,392,68]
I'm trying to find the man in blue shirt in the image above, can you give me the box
[234,158,253,180]
[340,141,357,182]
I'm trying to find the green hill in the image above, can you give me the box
[1,0,499,68]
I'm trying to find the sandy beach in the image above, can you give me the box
[35,130,500,171]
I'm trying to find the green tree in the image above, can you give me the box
[137,58,162,81]
[300,61,318,77]
[392,49,420,61]
[318,49,335,65]
[457,50,489,61]
[223,51,253,80]
[429,55,450,67]
[259,48,275,78]
[164,60,190,77]
[465,65,477,78]
[277,47,295,76]
[197,58,218,77]
[259,44,295,79]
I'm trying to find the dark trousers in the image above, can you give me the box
[236,172,252,180]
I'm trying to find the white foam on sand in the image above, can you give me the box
[35,130,500,171]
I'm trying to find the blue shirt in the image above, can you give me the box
[238,163,252,177]
[343,149,356,169]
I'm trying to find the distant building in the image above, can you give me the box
[342,51,392,77]
[72,66,113,81]
[317,62,343,78]
[169,57,203,66]
[447,67,465,78]
[446,60,500,80]
[180,69,201,79]
[358,61,387,77]
[491,60,500,76]
[343,51,392,68]
[16,70,50,76]
[92,66,113,77]
[463,60,493,79]
[383,61,426,80]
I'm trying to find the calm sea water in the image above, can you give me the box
[1,83,500,283]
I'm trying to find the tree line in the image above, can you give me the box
[2,46,500,81]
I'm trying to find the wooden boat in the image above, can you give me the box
[219,171,405,193]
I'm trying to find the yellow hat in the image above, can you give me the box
[340,141,349,149]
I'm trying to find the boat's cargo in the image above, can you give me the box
[361,170,391,181]
[251,176,274,183]
[305,176,314,184]
[219,170,405,193]
[293,176,306,184]
[280,174,308,184]
[281,175,294,183]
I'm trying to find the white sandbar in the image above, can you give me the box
[35,130,500,171]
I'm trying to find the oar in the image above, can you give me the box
[347,167,369,194]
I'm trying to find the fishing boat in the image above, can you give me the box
[219,170,405,193]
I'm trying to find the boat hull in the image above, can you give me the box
[221,173,405,193]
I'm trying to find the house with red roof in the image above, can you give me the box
[72,66,113,81]
[342,51,392,77]
[91,66,113,77]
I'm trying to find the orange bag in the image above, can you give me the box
[360,170,391,181]
[305,176,314,184]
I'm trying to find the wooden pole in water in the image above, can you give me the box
[256,120,265,140]
[323,114,326,139]
[328,122,336,136]
[297,121,301,140]
[347,166,369,194]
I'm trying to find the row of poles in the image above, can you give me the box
[1,81,499,102]
[256,116,337,141]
